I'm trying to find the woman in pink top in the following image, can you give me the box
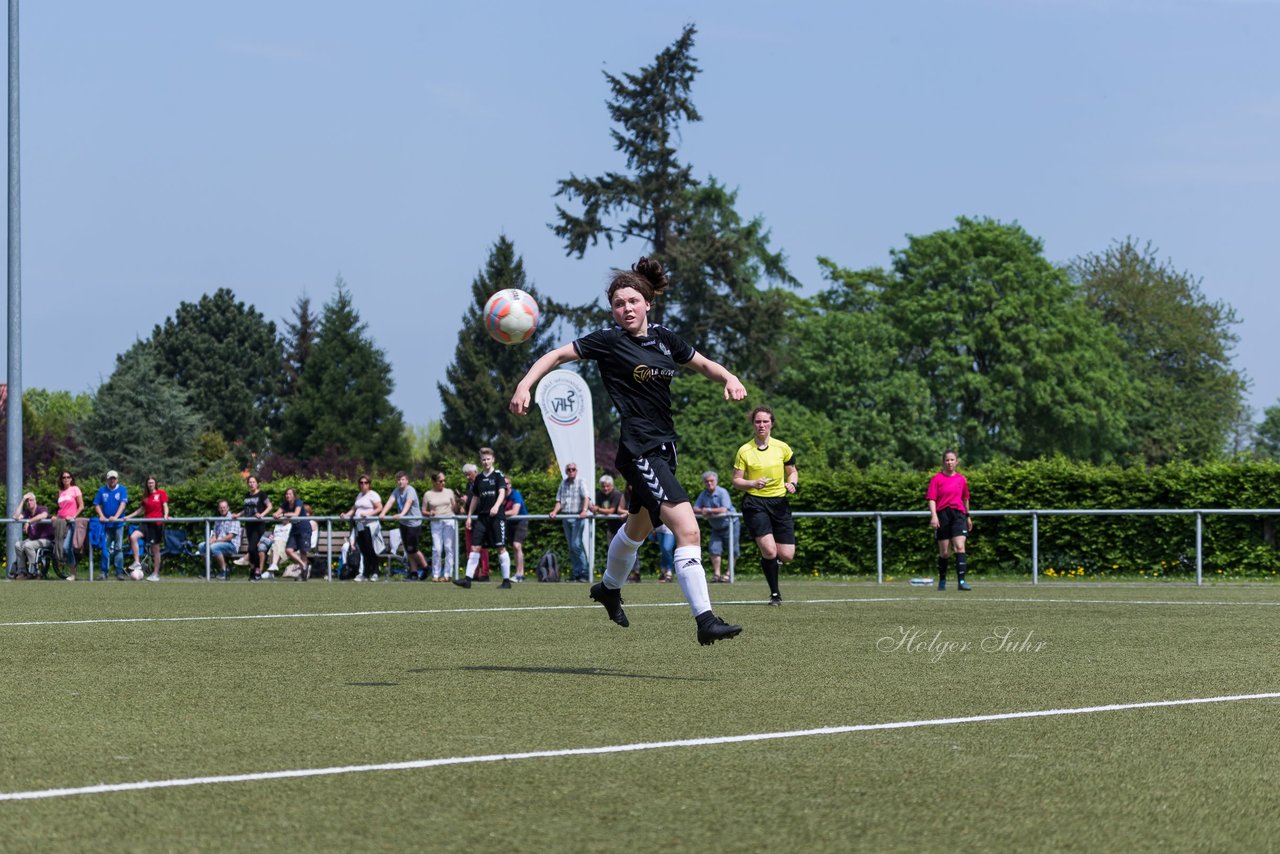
[925,450,972,591]
[55,470,85,580]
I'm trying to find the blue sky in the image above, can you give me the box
[4,0,1278,429]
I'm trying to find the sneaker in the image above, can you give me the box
[627,570,641,583]
[370,573,379,583]
[249,573,261,582]
[217,570,229,580]
[268,564,279,574]
[499,578,512,589]
[300,564,311,581]
[145,573,160,582]
[354,574,366,583]
[767,594,782,607]
[957,580,972,591]
[937,579,947,591]
[589,582,629,628]
[452,576,472,589]
[233,556,250,566]
[696,612,742,646]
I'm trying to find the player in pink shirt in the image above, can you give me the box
[925,450,972,591]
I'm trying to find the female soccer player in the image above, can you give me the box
[510,257,745,645]
[926,449,972,591]
[732,406,798,606]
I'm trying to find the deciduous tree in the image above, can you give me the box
[1071,238,1245,464]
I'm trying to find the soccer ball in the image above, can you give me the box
[129,567,145,581]
[483,288,540,345]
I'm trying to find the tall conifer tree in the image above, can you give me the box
[438,236,555,473]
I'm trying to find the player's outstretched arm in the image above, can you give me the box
[510,343,580,415]
[684,351,747,401]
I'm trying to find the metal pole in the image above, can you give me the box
[5,0,21,570]
[1031,512,1039,584]
[875,514,883,583]
[1195,512,1203,586]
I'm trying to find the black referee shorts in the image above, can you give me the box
[935,507,969,541]
[742,494,795,545]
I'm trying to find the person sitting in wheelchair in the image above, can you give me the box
[10,492,53,580]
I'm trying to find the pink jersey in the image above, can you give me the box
[926,472,969,513]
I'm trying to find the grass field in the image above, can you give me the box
[2,577,1278,852]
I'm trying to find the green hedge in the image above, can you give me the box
[4,460,1279,578]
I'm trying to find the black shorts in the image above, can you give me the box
[935,508,969,541]
[401,525,421,555]
[742,495,795,545]
[471,514,506,549]
[617,443,690,528]
[141,522,164,546]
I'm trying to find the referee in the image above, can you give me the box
[732,406,798,606]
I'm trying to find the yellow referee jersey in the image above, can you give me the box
[734,439,794,498]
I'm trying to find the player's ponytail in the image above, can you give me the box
[607,256,670,303]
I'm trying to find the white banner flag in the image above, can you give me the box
[535,369,596,574]
[535,368,596,485]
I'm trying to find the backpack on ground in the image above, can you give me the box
[536,551,560,583]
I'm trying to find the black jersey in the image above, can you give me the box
[471,469,506,515]
[574,324,695,455]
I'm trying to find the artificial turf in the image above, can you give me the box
[1,578,1277,852]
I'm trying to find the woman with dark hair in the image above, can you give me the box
[54,471,85,580]
[732,406,799,606]
[126,475,168,581]
[510,257,745,646]
[233,475,272,580]
[341,475,383,581]
[927,449,972,591]
[273,487,312,581]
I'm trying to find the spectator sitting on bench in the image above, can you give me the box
[198,500,241,580]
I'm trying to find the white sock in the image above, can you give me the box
[673,545,711,617]
[499,551,511,580]
[603,528,645,589]
[465,551,480,579]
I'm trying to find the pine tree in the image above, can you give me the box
[276,278,408,473]
[282,293,317,401]
[76,342,206,484]
[552,24,797,387]
[438,236,556,473]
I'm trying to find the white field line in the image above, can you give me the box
[3,594,1279,630]
[2,691,1277,802]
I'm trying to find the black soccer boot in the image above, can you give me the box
[589,582,629,627]
[696,611,742,646]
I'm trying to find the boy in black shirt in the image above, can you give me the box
[453,447,513,590]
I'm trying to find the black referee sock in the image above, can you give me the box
[762,557,780,597]
[937,557,949,582]
[955,553,967,582]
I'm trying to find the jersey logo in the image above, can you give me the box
[632,365,677,383]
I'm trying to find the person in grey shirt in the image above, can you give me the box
[381,471,426,580]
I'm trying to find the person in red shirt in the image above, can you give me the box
[925,450,972,591]
[126,475,170,581]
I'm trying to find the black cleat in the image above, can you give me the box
[696,612,742,646]
[957,580,972,591]
[937,578,946,591]
[589,582,629,627]
[766,594,782,607]
[498,578,512,589]
[452,576,472,589]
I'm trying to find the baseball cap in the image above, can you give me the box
[106,470,119,479]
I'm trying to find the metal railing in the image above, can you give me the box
[19,507,1280,586]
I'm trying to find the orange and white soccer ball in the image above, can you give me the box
[483,288,540,345]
